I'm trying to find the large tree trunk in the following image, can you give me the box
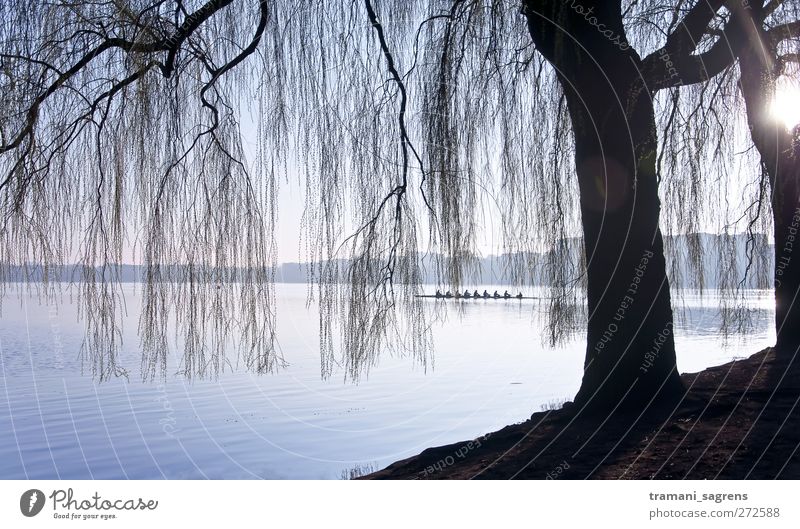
[523,1,684,410]
[738,14,800,353]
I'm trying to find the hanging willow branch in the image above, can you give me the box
[1,0,798,381]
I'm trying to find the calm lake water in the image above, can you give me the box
[0,284,775,479]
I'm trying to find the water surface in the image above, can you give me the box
[0,284,775,479]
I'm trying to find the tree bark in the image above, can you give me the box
[737,11,800,353]
[523,1,684,410]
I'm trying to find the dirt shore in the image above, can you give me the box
[365,347,800,479]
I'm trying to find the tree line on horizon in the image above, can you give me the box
[0,231,774,291]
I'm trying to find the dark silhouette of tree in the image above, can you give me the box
[0,1,798,413]
[646,0,799,350]
[734,0,800,352]
[520,0,800,409]
[521,1,686,410]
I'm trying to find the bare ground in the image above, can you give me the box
[365,347,800,479]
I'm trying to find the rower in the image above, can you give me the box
[473,289,480,298]
[435,289,443,298]
[493,290,500,298]
[503,290,511,299]
[516,292,523,299]
[482,290,490,298]
[463,290,472,298]
[445,290,452,298]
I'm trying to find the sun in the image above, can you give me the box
[769,82,800,131]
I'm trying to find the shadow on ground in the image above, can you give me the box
[365,347,800,479]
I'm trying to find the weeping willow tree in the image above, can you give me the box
[1,1,798,411]
[526,0,800,409]
[733,0,800,352]
[626,0,800,350]
[622,0,800,349]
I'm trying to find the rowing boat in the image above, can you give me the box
[414,295,537,300]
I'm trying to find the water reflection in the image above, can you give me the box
[0,284,775,479]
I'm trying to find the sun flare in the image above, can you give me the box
[770,83,800,131]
